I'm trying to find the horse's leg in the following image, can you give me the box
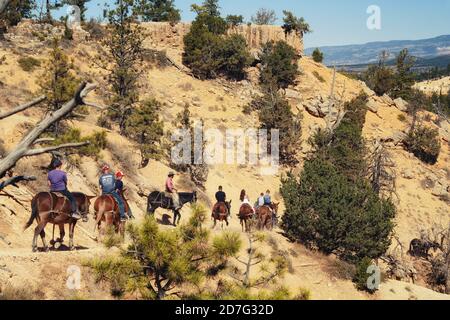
[69,221,77,251]
[40,227,49,252]
[59,224,65,243]
[32,219,45,252]
[50,224,56,247]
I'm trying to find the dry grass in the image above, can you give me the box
[0,283,45,300]
[108,140,138,176]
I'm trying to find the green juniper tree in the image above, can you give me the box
[183,0,251,80]
[259,40,300,89]
[312,48,324,63]
[281,93,396,264]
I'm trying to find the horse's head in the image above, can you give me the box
[272,202,279,214]
[81,195,96,216]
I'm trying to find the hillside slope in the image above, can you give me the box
[0,23,449,300]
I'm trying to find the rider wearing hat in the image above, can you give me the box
[165,171,181,211]
[115,171,134,219]
[47,158,81,220]
[99,164,127,222]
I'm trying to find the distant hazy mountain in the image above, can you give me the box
[305,35,450,66]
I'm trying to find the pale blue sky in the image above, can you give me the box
[52,0,450,48]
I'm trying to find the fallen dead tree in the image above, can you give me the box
[0,81,98,188]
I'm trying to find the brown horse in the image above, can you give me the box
[94,194,129,238]
[256,202,279,231]
[212,200,231,229]
[24,192,95,252]
[238,203,255,232]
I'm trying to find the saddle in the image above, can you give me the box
[51,191,67,199]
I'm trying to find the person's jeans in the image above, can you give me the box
[58,189,77,214]
[105,191,126,219]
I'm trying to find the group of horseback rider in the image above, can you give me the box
[47,159,133,222]
[211,187,277,219]
[47,159,276,224]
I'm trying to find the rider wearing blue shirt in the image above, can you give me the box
[264,190,272,205]
[99,164,127,221]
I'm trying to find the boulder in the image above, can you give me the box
[402,169,415,180]
[381,94,395,107]
[366,98,379,113]
[394,98,409,112]
[285,88,302,100]
[361,84,376,97]
[432,181,449,198]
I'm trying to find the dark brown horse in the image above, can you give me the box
[256,202,279,231]
[24,192,95,252]
[238,203,255,232]
[93,194,129,238]
[212,200,231,229]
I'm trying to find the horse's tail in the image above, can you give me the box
[24,198,38,231]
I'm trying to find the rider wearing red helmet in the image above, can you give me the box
[114,170,134,219]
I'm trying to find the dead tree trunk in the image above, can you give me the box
[0,82,97,178]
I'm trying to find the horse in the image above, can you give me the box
[24,192,95,252]
[146,191,197,226]
[93,193,130,238]
[212,200,232,229]
[256,202,279,231]
[238,203,255,232]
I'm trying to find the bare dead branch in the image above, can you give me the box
[0,96,46,120]
[24,141,89,157]
[0,82,97,178]
[33,138,56,145]
[0,175,36,191]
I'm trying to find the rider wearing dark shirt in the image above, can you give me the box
[215,190,226,203]
[212,186,230,217]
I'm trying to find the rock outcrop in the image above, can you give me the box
[142,22,304,54]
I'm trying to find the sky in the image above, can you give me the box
[52,0,450,48]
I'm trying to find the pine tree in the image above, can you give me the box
[392,48,416,99]
[134,0,180,23]
[102,0,145,134]
[282,10,311,37]
[38,38,79,134]
[124,98,164,167]
[89,206,241,300]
